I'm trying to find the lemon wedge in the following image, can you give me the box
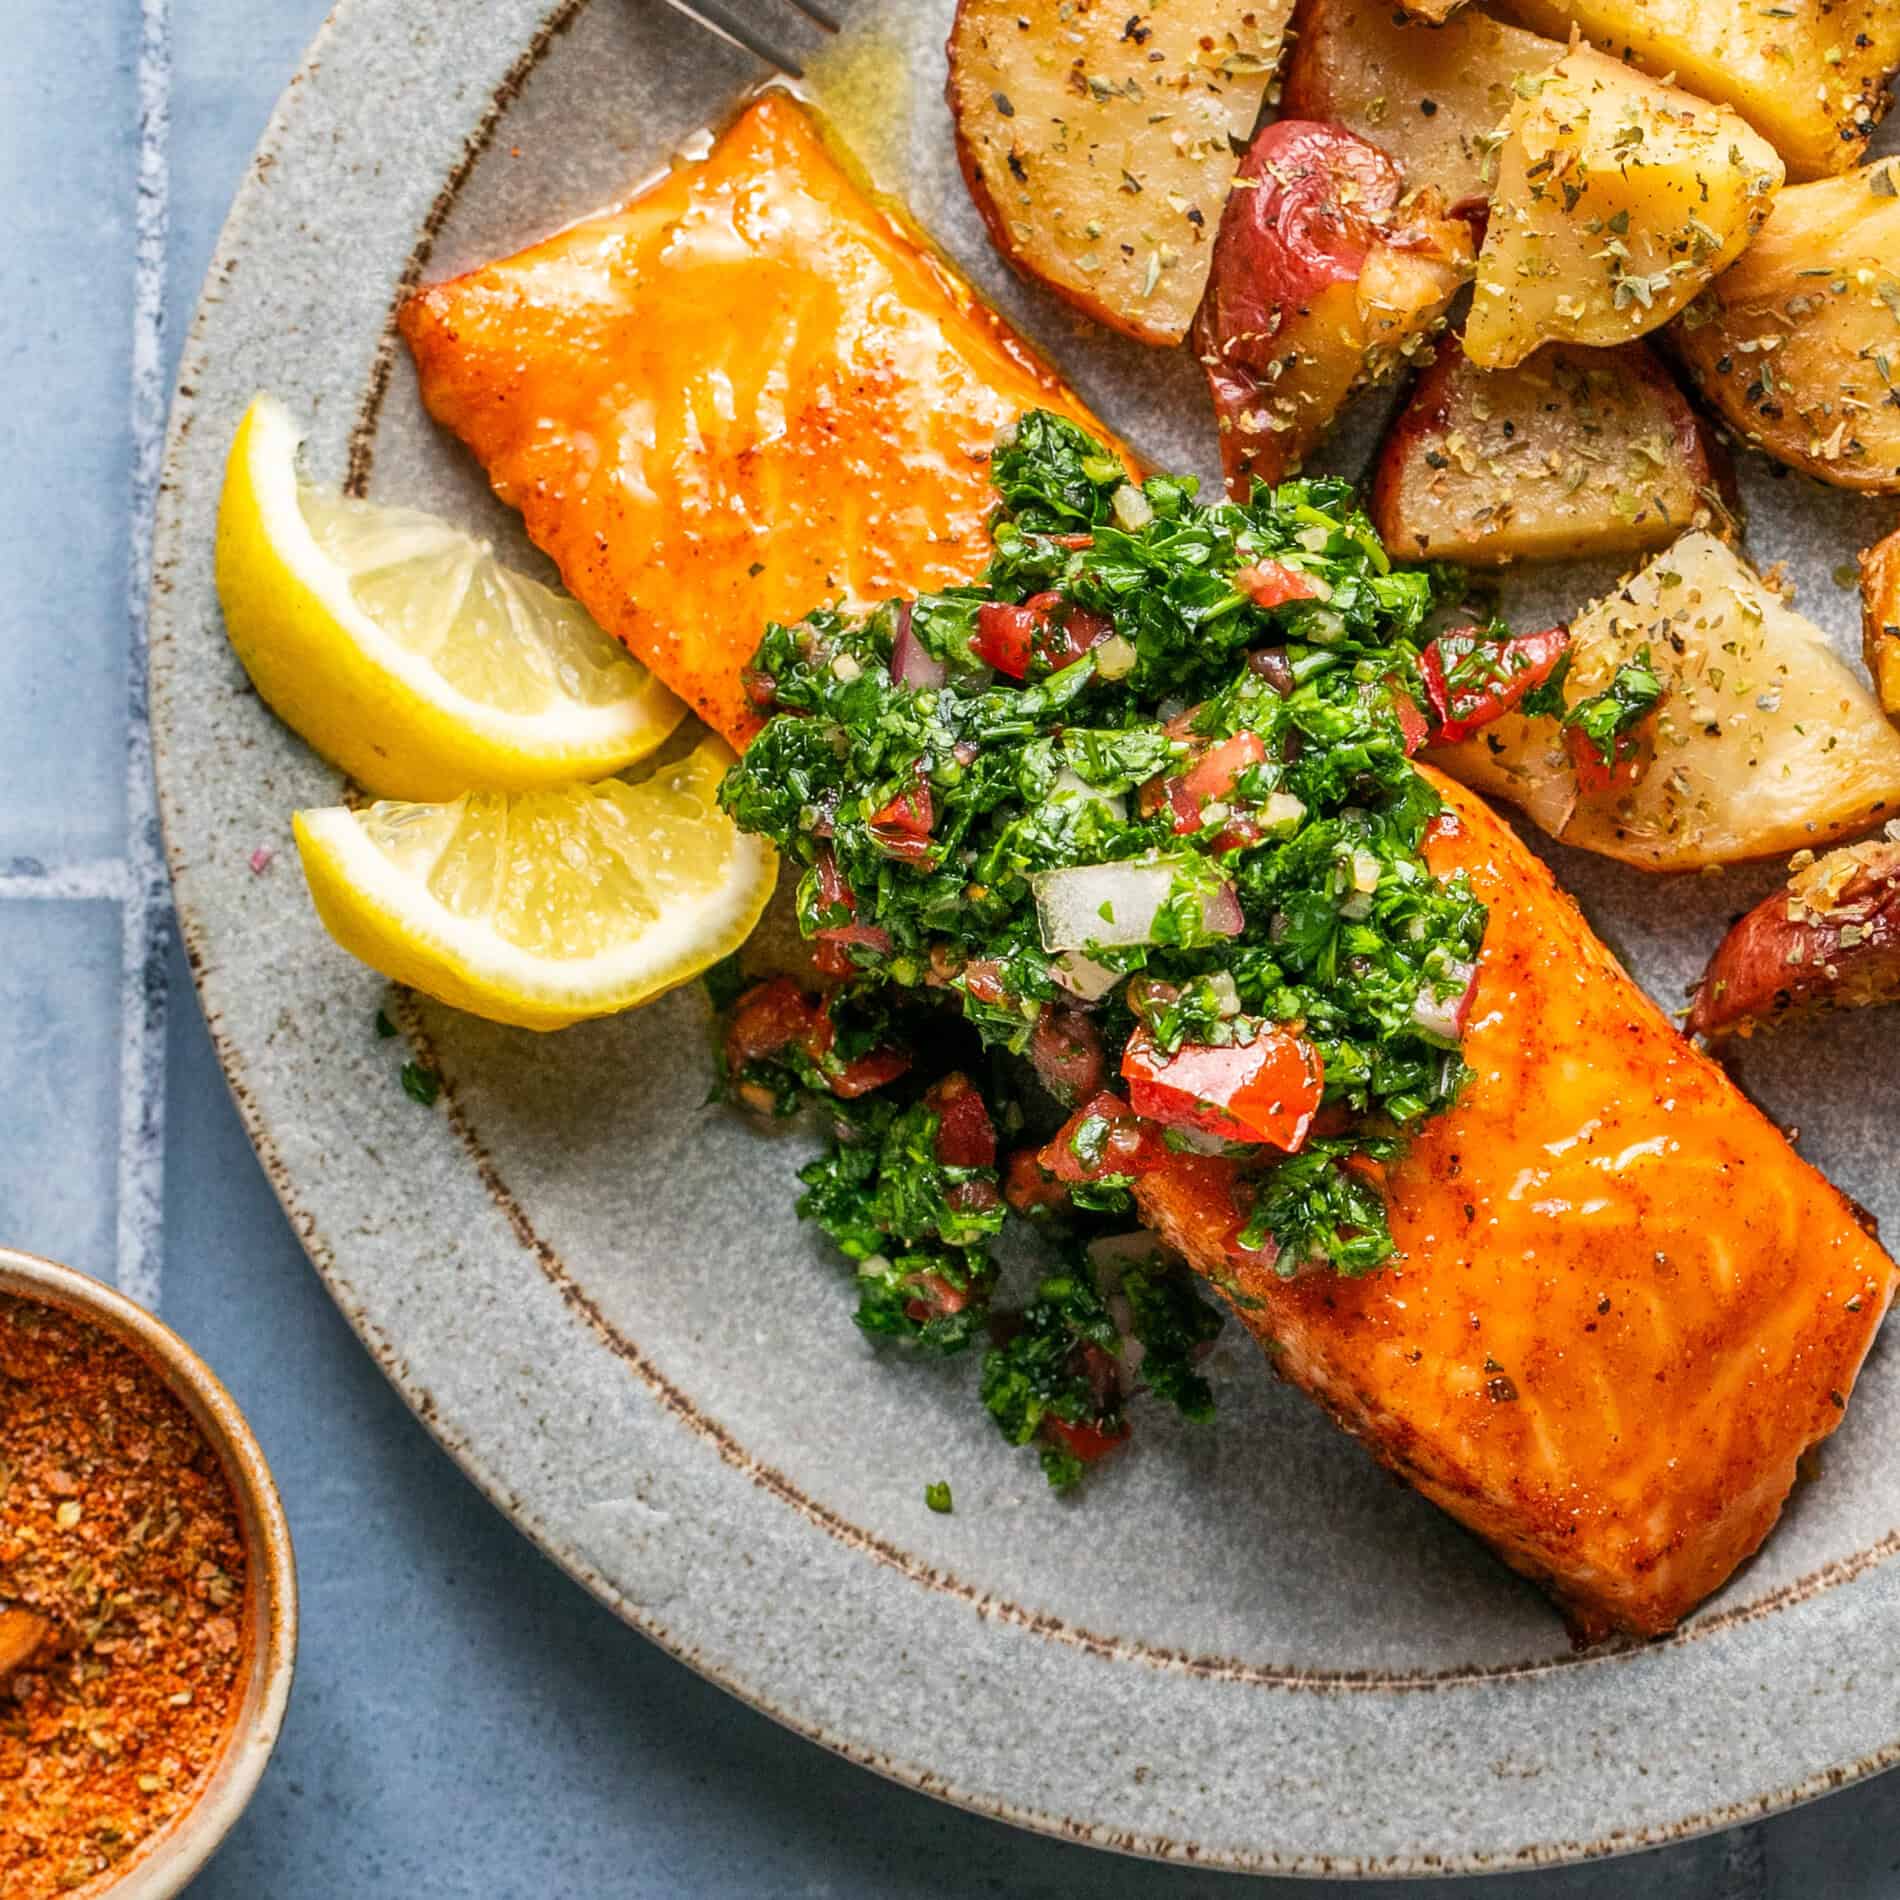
[292,739,777,1030]
[217,394,685,799]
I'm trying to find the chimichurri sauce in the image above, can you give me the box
[713,412,1629,1490]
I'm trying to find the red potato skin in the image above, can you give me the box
[1369,334,1731,565]
[1688,841,1900,1040]
[1193,122,1471,495]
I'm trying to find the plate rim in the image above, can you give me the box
[148,0,1900,1872]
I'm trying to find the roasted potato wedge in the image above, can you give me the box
[1863,523,1900,723]
[1371,336,1720,564]
[1465,46,1783,371]
[1432,530,1900,869]
[1669,160,1900,495]
[946,0,1292,347]
[1281,0,1563,207]
[1688,840,1900,1039]
[1193,120,1473,493]
[1399,0,1468,19]
[1502,0,1900,180]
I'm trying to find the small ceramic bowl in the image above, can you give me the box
[0,1247,297,1898]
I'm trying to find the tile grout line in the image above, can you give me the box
[118,0,174,1312]
[0,861,133,903]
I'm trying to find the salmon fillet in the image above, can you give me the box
[400,95,1120,749]
[1138,769,1897,1641]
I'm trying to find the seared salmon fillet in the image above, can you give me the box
[1138,768,1896,1641]
[400,95,1120,748]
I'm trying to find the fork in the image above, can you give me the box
[655,0,841,79]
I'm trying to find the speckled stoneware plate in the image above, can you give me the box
[150,0,1900,1874]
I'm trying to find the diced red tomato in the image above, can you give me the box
[822,1047,913,1100]
[1567,723,1650,796]
[957,958,1010,1009]
[810,848,855,926]
[1182,732,1267,806]
[866,777,935,863]
[1209,815,1265,855]
[722,977,909,1100]
[1041,1413,1129,1465]
[1159,732,1269,836]
[971,592,1112,678]
[1037,1091,1170,1185]
[1003,1147,1073,1219]
[925,1072,997,1170]
[723,976,817,1074]
[808,849,892,975]
[1234,560,1323,610]
[867,780,933,838]
[1419,625,1571,746]
[973,601,1038,677]
[901,1268,973,1327]
[946,1178,1003,1215]
[1029,1005,1107,1107]
[813,924,892,978]
[1390,686,1431,757]
[1120,1023,1323,1152]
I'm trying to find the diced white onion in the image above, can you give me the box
[1261,791,1307,835]
[1050,949,1123,1001]
[1094,633,1138,680]
[1207,970,1241,1017]
[1032,860,1242,952]
[1112,482,1155,530]
[1051,768,1128,822]
[1351,848,1382,893]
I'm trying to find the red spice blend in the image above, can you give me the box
[0,1293,249,1896]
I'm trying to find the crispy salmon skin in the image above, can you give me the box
[1138,770,1896,1642]
[400,95,1121,748]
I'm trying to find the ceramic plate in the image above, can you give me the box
[150,0,1900,1873]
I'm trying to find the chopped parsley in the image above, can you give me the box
[399,1060,441,1107]
[1563,648,1665,765]
[924,1480,954,1514]
[798,1094,1003,1354]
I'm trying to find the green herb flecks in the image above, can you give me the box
[399,1060,440,1107]
[1563,647,1664,766]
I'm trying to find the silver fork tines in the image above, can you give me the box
[654,0,839,80]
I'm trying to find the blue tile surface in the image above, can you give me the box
[1,0,1897,1892]
[0,4,137,862]
[0,899,123,1279]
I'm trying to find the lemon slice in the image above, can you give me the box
[217,394,685,799]
[292,738,776,1030]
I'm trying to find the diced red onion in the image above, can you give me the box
[889,601,945,690]
[1247,647,1295,696]
[1411,959,1479,1043]
[1201,881,1245,938]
